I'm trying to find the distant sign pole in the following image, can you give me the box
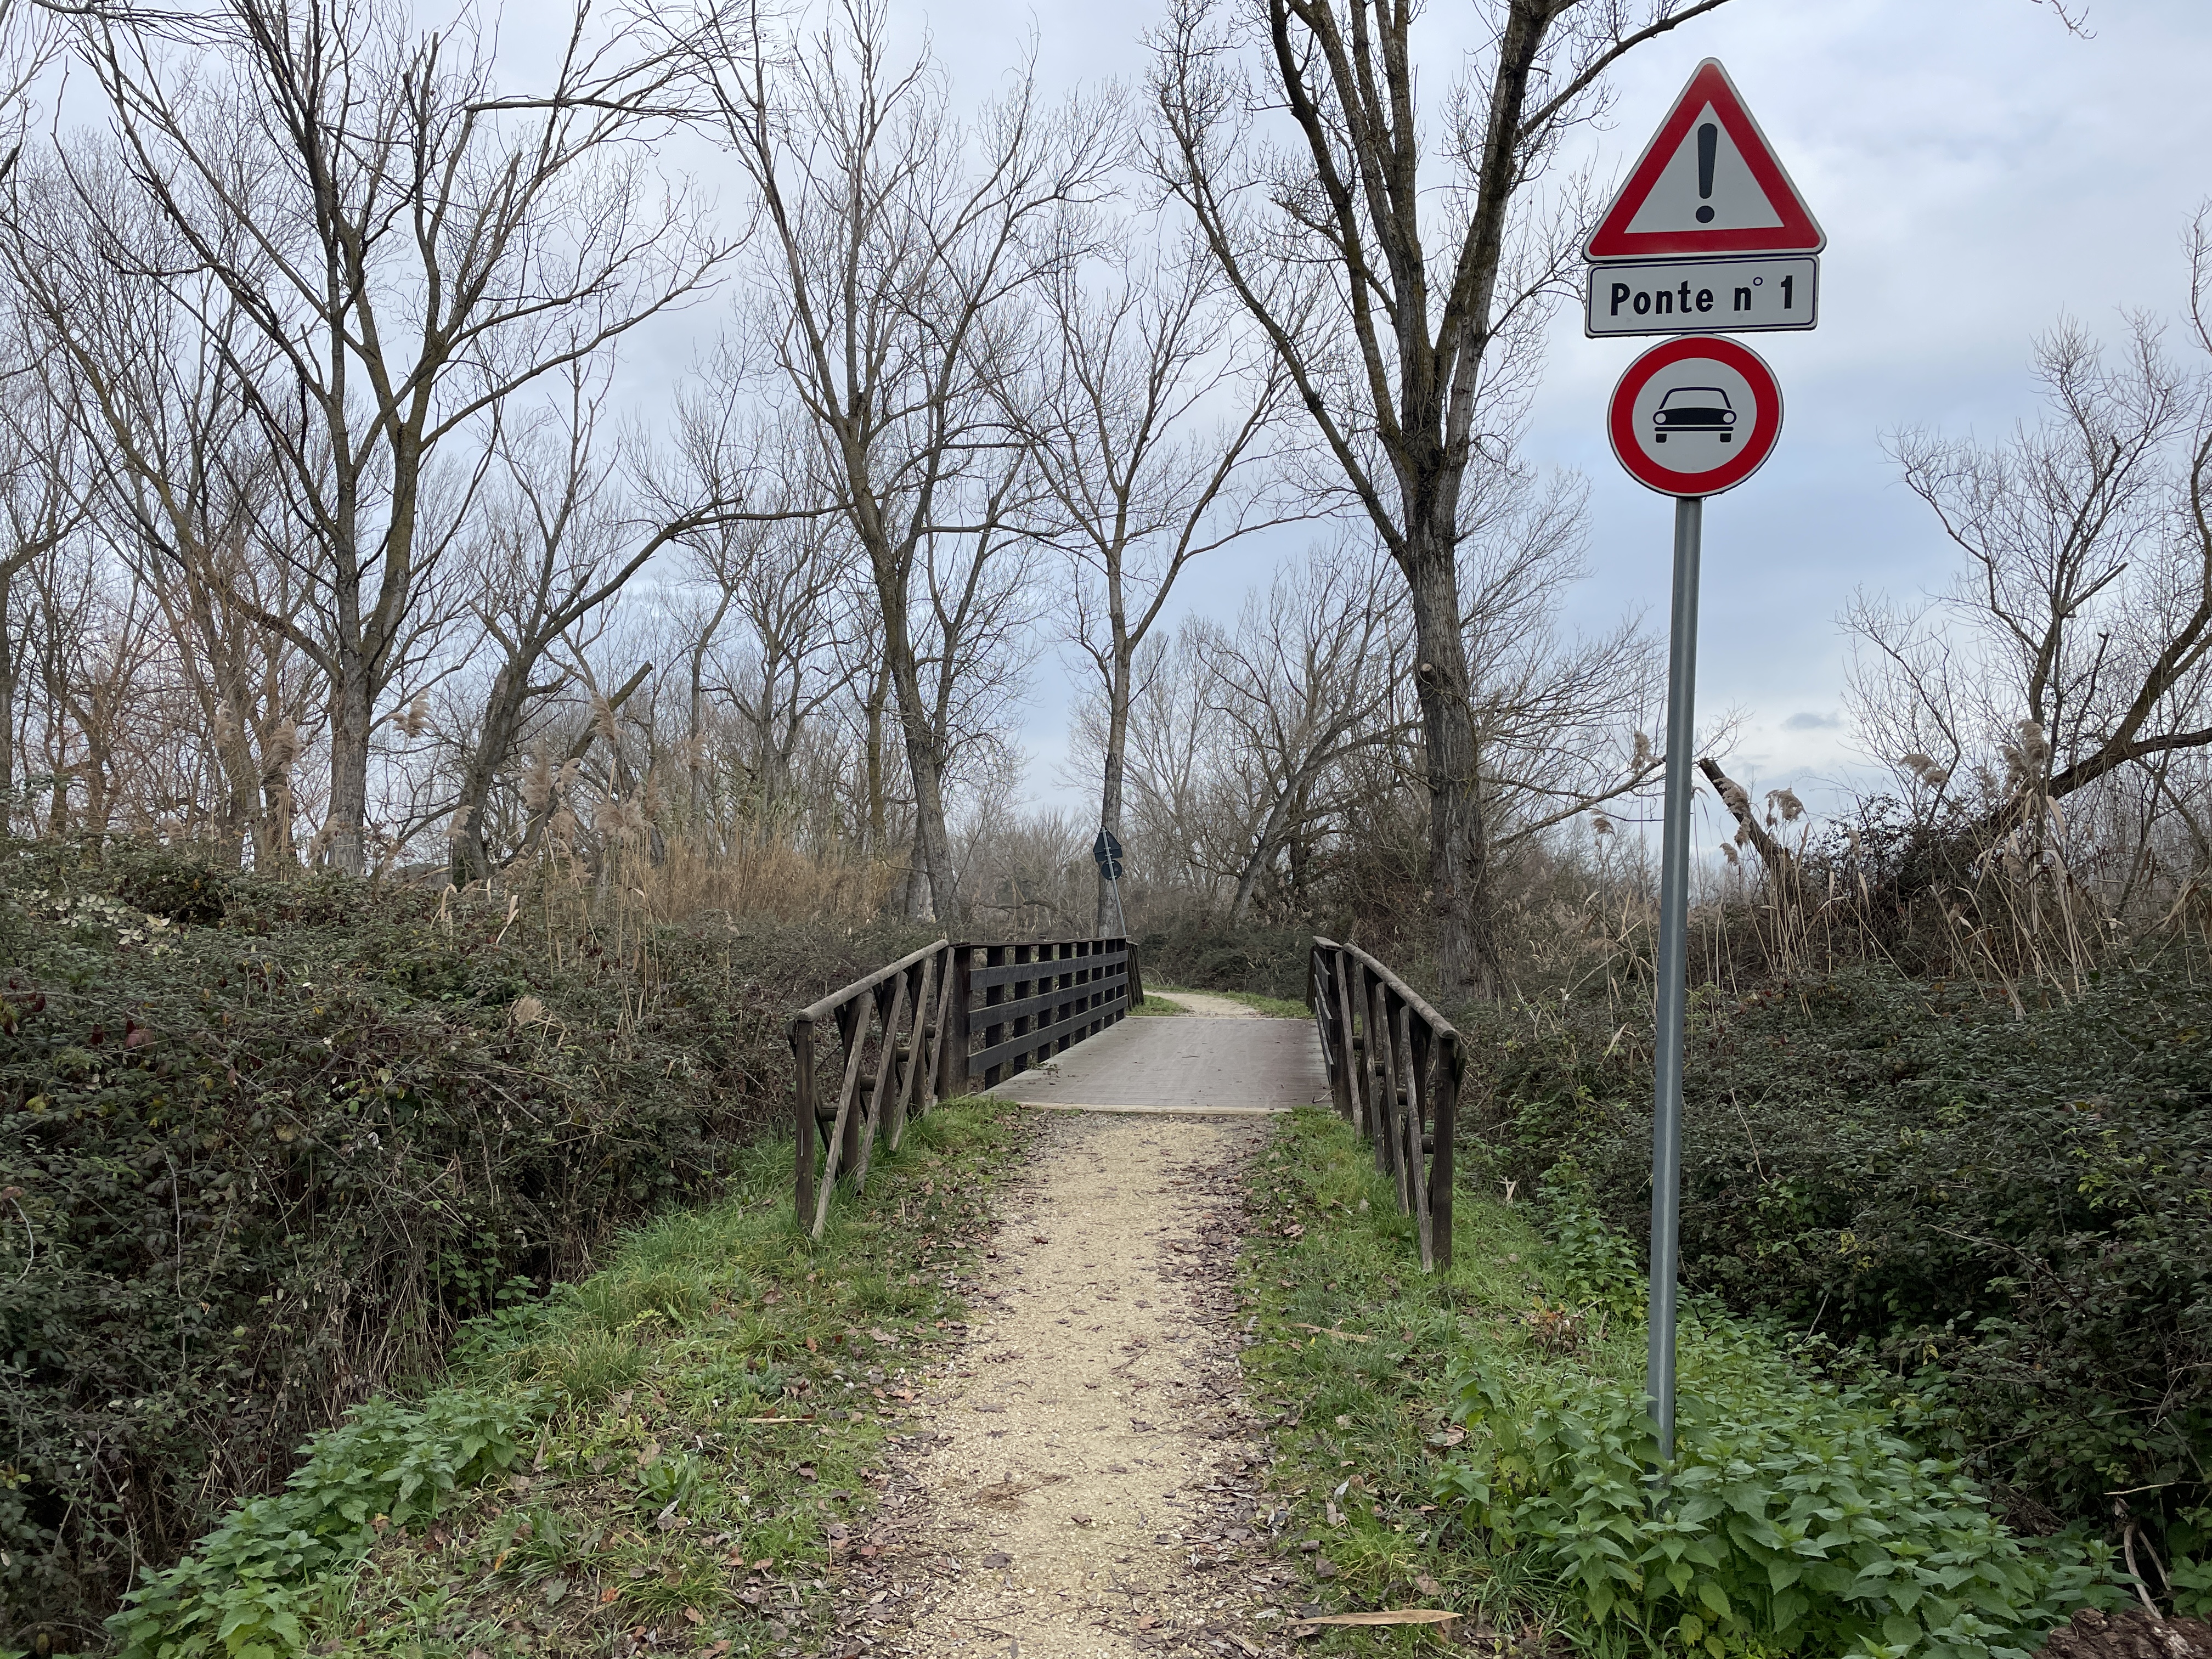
[1586,56,1820,1469]
[1092,827,1127,939]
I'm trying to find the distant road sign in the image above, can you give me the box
[1092,828,1124,883]
[1607,336,1784,498]
[1585,255,1816,337]
[1585,59,1824,262]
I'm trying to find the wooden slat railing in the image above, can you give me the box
[1307,937,1460,1271]
[788,935,1140,1234]
[951,936,1141,1088]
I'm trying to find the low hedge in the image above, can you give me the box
[0,842,927,1648]
[1462,960,2212,1558]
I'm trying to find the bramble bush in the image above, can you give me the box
[0,841,927,1646]
[1461,961,2212,1558]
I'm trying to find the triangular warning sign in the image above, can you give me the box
[1586,60,1824,261]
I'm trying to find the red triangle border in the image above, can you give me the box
[1586,60,1825,261]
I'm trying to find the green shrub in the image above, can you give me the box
[1543,1158,1645,1318]
[0,842,927,1643]
[1436,1322,2123,1659]
[1467,962,2212,1549]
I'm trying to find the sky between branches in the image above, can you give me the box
[573,0,2212,832]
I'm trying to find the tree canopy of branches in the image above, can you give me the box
[1148,0,1737,994]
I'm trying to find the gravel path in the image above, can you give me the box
[1150,993,1261,1020]
[825,1112,1297,1657]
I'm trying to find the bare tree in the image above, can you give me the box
[1849,241,2212,905]
[442,362,800,885]
[1199,544,1407,922]
[0,366,81,835]
[1019,230,1295,931]
[1080,541,1404,921]
[1460,462,1663,848]
[689,0,1122,921]
[1150,0,1752,993]
[47,0,730,872]
[668,403,860,848]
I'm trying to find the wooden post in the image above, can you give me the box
[836,998,867,1190]
[1333,949,1361,1130]
[813,996,874,1238]
[1401,1004,1431,1255]
[853,974,908,1191]
[1126,941,1144,1014]
[893,953,933,1141]
[983,944,1008,1087]
[1367,980,1389,1181]
[792,1015,817,1226]
[1323,956,1353,1122]
[944,945,973,1097]
[1430,1035,1458,1272]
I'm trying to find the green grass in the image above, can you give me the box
[1130,994,1190,1015]
[108,1098,1030,1659]
[1238,1110,2122,1657]
[1238,1108,1546,1649]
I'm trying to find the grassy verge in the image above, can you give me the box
[1237,1109,2121,1656]
[1130,994,1190,1015]
[104,1099,1029,1659]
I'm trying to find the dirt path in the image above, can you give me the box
[827,1113,1299,1657]
[1150,993,1259,1020]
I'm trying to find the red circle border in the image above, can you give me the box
[1607,336,1784,498]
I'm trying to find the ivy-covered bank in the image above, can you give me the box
[100,1099,1027,1659]
[0,843,932,1649]
[1235,1108,2150,1657]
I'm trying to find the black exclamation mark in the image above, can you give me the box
[1695,122,1718,223]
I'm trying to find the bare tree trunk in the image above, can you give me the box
[1097,643,1131,935]
[888,632,959,925]
[1409,535,1499,994]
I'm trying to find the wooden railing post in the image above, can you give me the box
[982,944,1009,1087]
[1431,1036,1458,1272]
[792,1015,817,1226]
[1333,947,1359,1130]
[945,945,972,1097]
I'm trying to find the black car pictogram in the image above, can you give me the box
[1653,386,1736,443]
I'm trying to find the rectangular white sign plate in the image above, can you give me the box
[1584,255,1818,337]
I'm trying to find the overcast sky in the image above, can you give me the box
[890,0,2212,825]
[569,0,2212,832]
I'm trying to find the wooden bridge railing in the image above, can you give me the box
[1308,937,1461,1271]
[789,935,1140,1234]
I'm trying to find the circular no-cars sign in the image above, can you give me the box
[1608,335,1783,496]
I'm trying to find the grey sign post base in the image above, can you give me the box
[1646,493,1702,1472]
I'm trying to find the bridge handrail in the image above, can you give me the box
[788,934,1139,1235]
[1308,936,1460,1271]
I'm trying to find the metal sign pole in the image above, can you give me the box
[1646,493,1702,1469]
[1096,825,1130,940]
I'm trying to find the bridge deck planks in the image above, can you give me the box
[983,1015,1327,1115]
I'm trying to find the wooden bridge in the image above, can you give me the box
[788,934,1462,1268]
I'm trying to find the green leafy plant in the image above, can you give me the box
[1436,1330,2123,1659]
[1542,1157,1644,1318]
[1466,961,2212,1547]
[108,1391,538,1659]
